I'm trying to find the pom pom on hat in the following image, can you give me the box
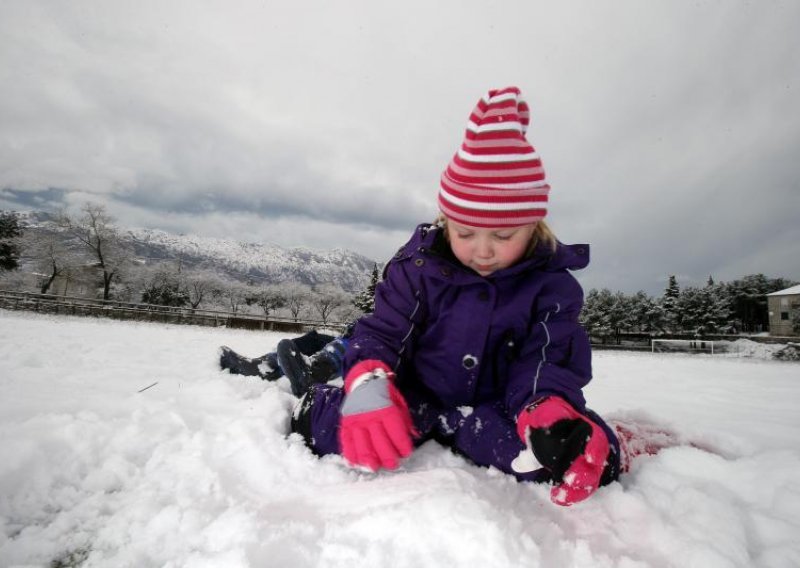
[438,86,550,228]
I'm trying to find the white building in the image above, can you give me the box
[767,284,800,336]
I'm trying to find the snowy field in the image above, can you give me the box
[1,310,799,568]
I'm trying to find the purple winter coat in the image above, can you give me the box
[344,223,594,419]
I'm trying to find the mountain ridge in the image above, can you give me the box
[18,211,379,293]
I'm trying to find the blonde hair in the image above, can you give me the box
[434,214,558,258]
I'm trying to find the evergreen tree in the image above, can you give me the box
[676,286,706,334]
[705,283,735,334]
[580,288,604,340]
[630,291,662,333]
[353,263,380,314]
[581,289,616,343]
[674,283,734,335]
[660,275,681,333]
[610,291,637,339]
[0,211,22,271]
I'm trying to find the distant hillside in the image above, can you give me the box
[19,211,379,293]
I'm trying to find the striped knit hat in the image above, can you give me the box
[438,86,550,227]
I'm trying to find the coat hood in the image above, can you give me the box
[394,224,589,284]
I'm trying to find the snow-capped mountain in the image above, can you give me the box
[18,211,379,292]
[125,227,378,292]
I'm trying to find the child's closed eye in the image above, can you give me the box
[493,231,516,241]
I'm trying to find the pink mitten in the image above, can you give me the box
[517,397,610,506]
[339,360,416,471]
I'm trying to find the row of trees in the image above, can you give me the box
[3,207,796,335]
[135,263,381,325]
[0,206,379,324]
[135,266,366,325]
[581,274,799,341]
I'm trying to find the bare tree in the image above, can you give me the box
[286,283,312,321]
[183,270,223,310]
[59,203,130,300]
[248,285,287,318]
[18,226,80,294]
[220,281,251,314]
[335,300,361,325]
[310,284,348,326]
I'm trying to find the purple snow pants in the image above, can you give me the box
[295,384,621,483]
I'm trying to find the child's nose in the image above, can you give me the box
[475,238,493,259]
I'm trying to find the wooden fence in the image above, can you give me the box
[0,290,347,333]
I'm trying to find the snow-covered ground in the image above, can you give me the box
[1,310,799,568]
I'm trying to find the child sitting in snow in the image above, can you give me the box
[287,86,622,506]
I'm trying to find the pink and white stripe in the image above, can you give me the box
[439,86,550,227]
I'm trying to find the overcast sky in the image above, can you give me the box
[1,0,798,295]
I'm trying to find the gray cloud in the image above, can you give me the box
[1,0,798,294]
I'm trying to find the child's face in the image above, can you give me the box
[446,220,537,277]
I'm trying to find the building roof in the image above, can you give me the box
[767,284,800,296]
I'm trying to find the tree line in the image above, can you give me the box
[581,274,799,341]
[3,206,796,335]
[0,206,380,325]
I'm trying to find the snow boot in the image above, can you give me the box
[308,337,349,383]
[291,330,337,357]
[278,337,350,396]
[219,346,282,380]
[276,339,312,397]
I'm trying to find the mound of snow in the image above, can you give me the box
[711,338,787,359]
[773,343,800,361]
